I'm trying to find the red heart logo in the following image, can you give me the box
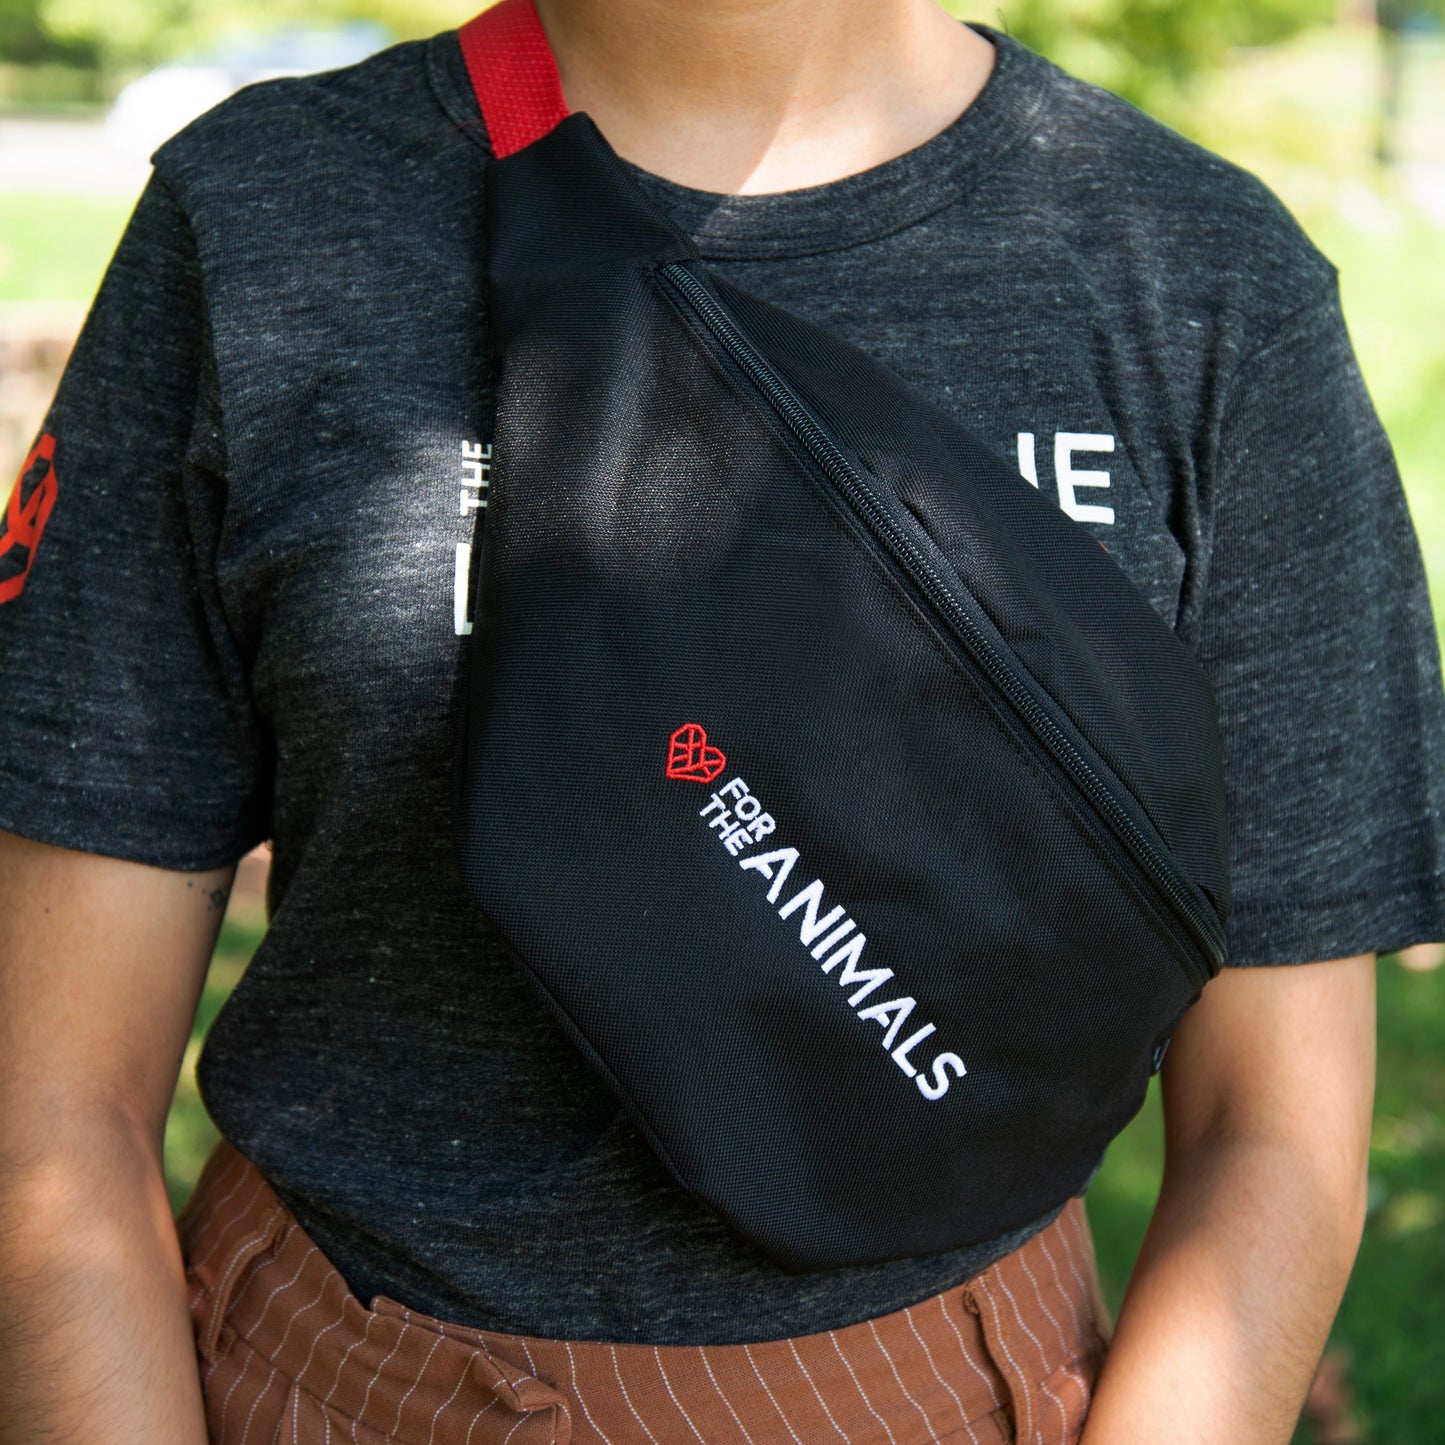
[666,722,726,784]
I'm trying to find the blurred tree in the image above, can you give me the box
[1377,0,1409,165]
[23,0,1445,102]
[35,0,469,68]
[13,0,1445,136]
[952,0,1339,112]
[0,0,94,65]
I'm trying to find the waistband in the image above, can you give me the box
[178,1141,1107,1444]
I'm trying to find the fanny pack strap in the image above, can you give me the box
[459,0,570,158]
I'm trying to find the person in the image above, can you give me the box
[1,0,1441,1441]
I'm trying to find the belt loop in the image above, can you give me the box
[471,1338,573,1444]
[197,1204,287,1361]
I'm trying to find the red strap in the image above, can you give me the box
[459,0,570,158]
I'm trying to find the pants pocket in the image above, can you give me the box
[1035,1351,1102,1445]
[963,1263,1105,1445]
[200,1336,292,1444]
[186,1207,288,1364]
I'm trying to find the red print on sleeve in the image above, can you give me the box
[0,434,58,605]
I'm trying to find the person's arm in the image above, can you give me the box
[1081,955,1374,1444]
[0,830,233,1445]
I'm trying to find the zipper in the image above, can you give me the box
[658,260,1226,982]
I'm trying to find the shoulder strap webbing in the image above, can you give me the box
[459,0,570,159]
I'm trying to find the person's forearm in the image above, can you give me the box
[1080,1131,1366,1444]
[0,1119,208,1445]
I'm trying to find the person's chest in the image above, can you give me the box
[204,195,1210,823]
[710,220,1208,630]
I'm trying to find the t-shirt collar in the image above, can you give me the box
[431,23,1053,261]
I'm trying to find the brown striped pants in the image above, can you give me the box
[179,1141,1111,1445]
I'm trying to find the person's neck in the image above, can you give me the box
[531,0,995,194]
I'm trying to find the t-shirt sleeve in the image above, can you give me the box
[1196,279,1445,966]
[0,174,269,870]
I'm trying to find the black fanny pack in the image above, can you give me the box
[453,0,1230,1272]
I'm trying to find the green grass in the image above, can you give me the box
[0,192,132,302]
[1349,962,1445,1436]
[162,915,259,1215]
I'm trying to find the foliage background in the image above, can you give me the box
[4,0,1441,99]
[2,2,1444,1441]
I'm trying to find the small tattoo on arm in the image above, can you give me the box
[186,878,233,913]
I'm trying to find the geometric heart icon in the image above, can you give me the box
[665,721,727,783]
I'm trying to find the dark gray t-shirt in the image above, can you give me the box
[3,25,1443,1344]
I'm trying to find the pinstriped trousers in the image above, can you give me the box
[180,1141,1110,1445]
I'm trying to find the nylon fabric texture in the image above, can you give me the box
[181,1141,1109,1444]
[458,0,568,160]
[455,99,1230,1269]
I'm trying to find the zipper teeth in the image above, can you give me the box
[660,261,1225,979]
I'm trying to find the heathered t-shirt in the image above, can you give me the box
[3,23,1444,1344]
